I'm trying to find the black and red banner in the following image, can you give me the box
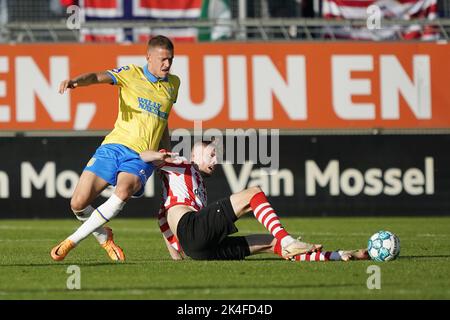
[0,134,449,218]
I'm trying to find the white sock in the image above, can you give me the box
[330,251,344,261]
[68,194,125,244]
[72,206,108,244]
[72,206,94,222]
[280,235,295,248]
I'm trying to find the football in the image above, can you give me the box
[368,230,400,261]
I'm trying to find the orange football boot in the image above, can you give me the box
[101,227,125,261]
[50,239,75,261]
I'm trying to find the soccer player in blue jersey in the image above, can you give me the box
[50,35,180,262]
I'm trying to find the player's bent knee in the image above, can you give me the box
[248,186,262,196]
[70,196,89,212]
[238,186,262,202]
[115,179,141,201]
[114,188,135,201]
[234,186,261,200]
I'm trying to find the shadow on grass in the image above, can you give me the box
[0,257,178,267]
[0,262,138,267]
[2,256,384,266]
[399,255,450,260]
[0,282,363,295]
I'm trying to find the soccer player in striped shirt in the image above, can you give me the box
[50,35,180,262]
[141,142,369,262]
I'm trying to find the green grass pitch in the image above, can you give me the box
[0,217,449,300]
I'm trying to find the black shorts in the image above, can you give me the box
[176,197,251,260]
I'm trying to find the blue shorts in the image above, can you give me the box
[84,143,154,197]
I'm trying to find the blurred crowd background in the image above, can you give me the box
[0,0,447,42]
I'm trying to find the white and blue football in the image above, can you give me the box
[368,230,400,261]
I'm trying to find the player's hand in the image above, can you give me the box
[161,151,182,164]
[170,249,186,260]
[140,150,179,163]
[171,253,184,261]
[58,79,78,94]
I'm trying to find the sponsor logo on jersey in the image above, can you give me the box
[137,97,168,120]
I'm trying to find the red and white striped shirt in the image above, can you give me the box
[157,159,207,252]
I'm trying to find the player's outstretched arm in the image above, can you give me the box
[58,71,113,94]
[140,150,179,166]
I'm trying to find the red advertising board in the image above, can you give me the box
[0,42,449,130]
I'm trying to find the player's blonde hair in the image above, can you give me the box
[147,35,174,52]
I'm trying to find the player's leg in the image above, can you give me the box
[89,172,142,261]
[246,234,369,261]
[207,235,273,260]
[66,172,140,244]
[70,170,111,244]
[230,186,322,258]
[176,198,241,260]
[233,234,369,261]
[289,249,370,261]
[51,144,152,261]
[71,170,109,212]
[245,234,276,254]
[51,172,140,261]
[271,239,369,262]
[51,147,121,261]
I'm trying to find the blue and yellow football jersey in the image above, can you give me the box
[104,64,180,153]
